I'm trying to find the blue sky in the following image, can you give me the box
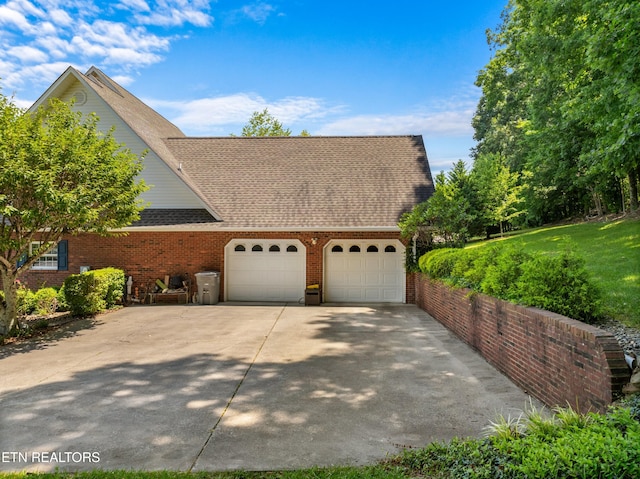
[0,0,507,174]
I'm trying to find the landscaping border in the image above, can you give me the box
[414,274,630,413]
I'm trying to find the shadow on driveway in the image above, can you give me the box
[0,304,538,472]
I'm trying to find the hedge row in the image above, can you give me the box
[419,244,602,323]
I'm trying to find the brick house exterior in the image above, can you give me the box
[21,67,433,303]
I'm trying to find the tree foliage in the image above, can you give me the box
[0,94,147,335]
[400,158,524,249]
[237,108,310,137]
[473,0,640,223]
[239,108,292,137]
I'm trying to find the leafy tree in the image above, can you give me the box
[239,108,292,137]
[472,153,525,237]
[0,94,147,335]
[400,161,476,248]
[577,0,640,211]
[474,0,639,222]
[236,108,311,137]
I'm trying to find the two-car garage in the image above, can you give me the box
[224,239,406,303]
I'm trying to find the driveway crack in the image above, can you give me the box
[187,304,286,472]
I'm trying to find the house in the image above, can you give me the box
[22,66,434,303]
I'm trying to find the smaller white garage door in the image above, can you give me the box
[225,239,306,302]
[324,240,405,303]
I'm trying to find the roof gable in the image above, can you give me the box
[30,66,221,221]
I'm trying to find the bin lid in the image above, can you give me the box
[195,271,219,277]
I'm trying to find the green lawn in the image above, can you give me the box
[467,217,640,327]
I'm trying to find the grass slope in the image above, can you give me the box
[468,218,640,327]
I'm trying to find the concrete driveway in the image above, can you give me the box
[0,304,538,472]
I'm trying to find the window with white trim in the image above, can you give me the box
[30,242,58,270]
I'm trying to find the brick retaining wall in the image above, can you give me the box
[415,274,630,413]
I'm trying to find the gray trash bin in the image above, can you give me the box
[194,271,220,305]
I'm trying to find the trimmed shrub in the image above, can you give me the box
[33,287,58,315]
[16,286,36,316]
[419,244,602,323]
[480,245,532,299]
[62,268,125,316]
[513,251,602,323]
[419,248,462,280]
[93,267,125,308]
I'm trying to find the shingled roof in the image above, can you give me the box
[33,67,434,231]
[164,136,433,229]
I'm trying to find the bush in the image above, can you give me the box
[62,268,125,316]
[16,285,36,316]
[513,251,602,322]
[394,404,640,479]
[490,406,640,479]
[93,267,125,308]
[33,287,58,315]
[480,245,532,299]
[419,248,462,280]
[418,244,602,323]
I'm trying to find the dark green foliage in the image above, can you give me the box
[62,268,125,316]
[419,244,602,322]
[394,438,508,479]
[480,245,531,298]
[621,394,640,423]
[513,251,602,322]
[473,0,640,221]
[392,405,640,479]
[490,407,640,479]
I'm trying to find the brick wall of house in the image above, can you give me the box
[21,231,414,303]
[414,274,630,413]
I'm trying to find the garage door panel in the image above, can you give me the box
[226,240,306,302]
[325,240,405,303]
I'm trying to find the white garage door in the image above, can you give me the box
[324,240,405,303]
[225,239,306,302]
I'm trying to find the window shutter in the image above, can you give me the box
[17,252,27,268]
[57,240,68,271]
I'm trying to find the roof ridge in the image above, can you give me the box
[165,135,423,140]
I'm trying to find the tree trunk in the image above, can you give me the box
[629,168,639,211]
[0,271,19,337]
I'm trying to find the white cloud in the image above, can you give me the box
[316,109,475,137]
[49,8,73,27]
[0,5,34,33]
[103,47,163,66]
[120,0,214,27]
[241,2,275,25]
[1,61,80,93]
[77,20,171,50]
[117,0,151,12]
[138,8,212,27]
[1,0,212,93]
[34,35,73,59]
[7,45,48,63]
[148,92,342,134]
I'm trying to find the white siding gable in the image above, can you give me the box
[58,80,204,209]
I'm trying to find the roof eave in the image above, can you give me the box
[116,225,401,233]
